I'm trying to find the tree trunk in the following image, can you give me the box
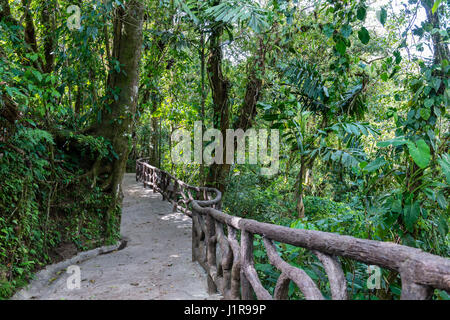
[295,158,307,218]
[74,85,82,115]
[421,0,450,65]
[199,31,207,185]
[235,36,267,130]
[205,25,230,193]
[41,0,56,73]
[149,114,160,166]
[206,31,269,193]
[93,0,144,237]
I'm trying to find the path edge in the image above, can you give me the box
[11,239,126,300]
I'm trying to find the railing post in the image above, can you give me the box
[143,167,147,188]
[136,163,139,182]
[240,230,254,300]
[192,210,198,262]
[172,182,178,212]
[151,169,156,190]
[400,266,433,300]
[227,226,241,300]
[400,280,433,300]
[215,221,233,297]
[206,213,218,294]
[161,172,166,201]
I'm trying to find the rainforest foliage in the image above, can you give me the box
[0,0,448,299]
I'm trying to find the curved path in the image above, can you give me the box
[15,174,218,300]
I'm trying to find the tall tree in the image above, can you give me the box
[205,24,231,192]
[91,0,145,234]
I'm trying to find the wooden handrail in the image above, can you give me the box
[136,158,450,300]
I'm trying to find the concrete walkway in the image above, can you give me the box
[16,173,216,300]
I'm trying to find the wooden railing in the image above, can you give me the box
[136,158,450,300]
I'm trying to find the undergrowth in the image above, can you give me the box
[0,125,120,299]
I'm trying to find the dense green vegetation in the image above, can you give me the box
[0,0,448,299]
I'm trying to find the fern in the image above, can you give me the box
[281,58,329,113]
[328,122,380,138]
[172,0,200,25]
[334,82,368,119]
[204,0,269,33]
[321,147,365,169]
[12,128,54,151]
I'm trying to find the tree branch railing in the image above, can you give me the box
[136,158,450,300]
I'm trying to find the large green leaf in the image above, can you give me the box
[358,27,370,44]
[436,192,448,210]
[323,23,334,38]
[437,154,450,184]
[364,157,387,172]
[403,201,420,232]
[377,8,387,26]
[341,25,352,38]
[407,139,431,169]
[357,6,367,21]
[335,40,346,55]
[437,214,449,237]
[432,0,443,14]
[419,108,431,120]
[377,136,407,148]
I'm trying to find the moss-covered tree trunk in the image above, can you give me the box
[92,0,144,237]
